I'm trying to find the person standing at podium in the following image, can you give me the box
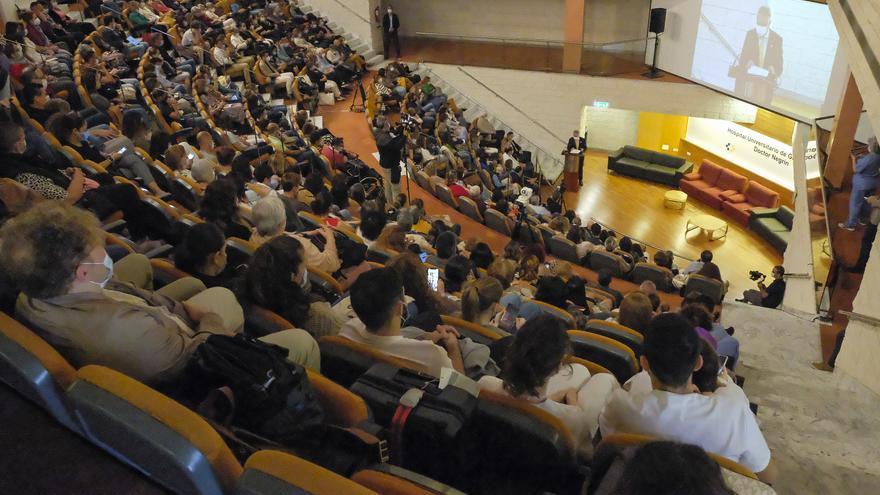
[567,129,587,186]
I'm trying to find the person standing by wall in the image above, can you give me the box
[849,194,879,273]
[382,4,401,59]
[839,137,880,232]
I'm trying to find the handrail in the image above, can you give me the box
[418,65,564,178]
[317,0,372,25]
[840,310,880,327]
[590,219,696,263]
[457,67,568,147]
[413,31,651,48]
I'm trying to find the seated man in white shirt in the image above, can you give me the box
[340,267,465,376]
[599,313,778,485]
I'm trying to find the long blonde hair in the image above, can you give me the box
[461,276,504,323]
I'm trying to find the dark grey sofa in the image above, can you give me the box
[607,145,693,187]
[749,206,793,253]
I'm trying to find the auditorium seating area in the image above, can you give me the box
[0,1,778,494]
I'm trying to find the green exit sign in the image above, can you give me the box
[593,101,610,109]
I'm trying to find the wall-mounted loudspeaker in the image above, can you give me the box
[649,8,667,34]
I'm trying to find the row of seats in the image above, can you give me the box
[0,311,467,494]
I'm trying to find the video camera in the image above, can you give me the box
[748,270,766,282]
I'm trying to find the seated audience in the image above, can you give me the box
[617,292,654,335]
[237,234,346,338]
[249,196,342,274]
[590,441,735,495]
[0,203,317,384]
[599,313,777,484]
[478,315,618,456]
[341,267,465,376]
[174,223,239,289]
[461,276,506,332]
[590,269,623,309]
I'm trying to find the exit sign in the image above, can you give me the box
[593,101,610,109]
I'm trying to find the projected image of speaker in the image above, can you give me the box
[644,8,667,79]
[649,7,667,34]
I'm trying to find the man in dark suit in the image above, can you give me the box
[566,129,587,185]
[382,5,401,59]
[733,6,783,106]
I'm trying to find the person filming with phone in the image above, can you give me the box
[738,265,785,309]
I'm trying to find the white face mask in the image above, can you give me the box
[82,252,114,288]
[755,24,769,36]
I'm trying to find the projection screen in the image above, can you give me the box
[648,0,846,122]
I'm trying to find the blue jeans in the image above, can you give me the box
[845,178,879,226]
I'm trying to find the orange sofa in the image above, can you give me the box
[720,181,780,225]
[679,160,749,210]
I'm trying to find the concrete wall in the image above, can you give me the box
[582,107,640,151]
[392,0,566,42]
[391,0,650,46]
[583,0,651,44]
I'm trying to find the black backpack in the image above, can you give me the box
[180,333,325,446]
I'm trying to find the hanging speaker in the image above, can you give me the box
[649,8,667,34]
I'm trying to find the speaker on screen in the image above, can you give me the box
[649,8,667,34]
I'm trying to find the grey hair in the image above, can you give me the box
[869,137,879,154]
[252,196,287,236]
[397,209,414,231]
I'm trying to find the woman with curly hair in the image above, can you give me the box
[478,314,619,456]
[197,177,252,240]
[237,234,346,338]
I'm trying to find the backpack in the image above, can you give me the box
[179,333,325,445]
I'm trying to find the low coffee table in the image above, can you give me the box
[686,214,729,241]
[664,190,688,209]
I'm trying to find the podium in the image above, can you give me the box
[563,151,582,192]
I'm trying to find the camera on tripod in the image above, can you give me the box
[749,270,766,282]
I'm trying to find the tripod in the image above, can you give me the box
[349,81,366,112]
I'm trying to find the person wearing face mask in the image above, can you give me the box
[381,5,401,59]
[0,203,322,385]
[0,121,146,226]
[732,5,783,105]
[237,234,347,339]
[50,111,170,197]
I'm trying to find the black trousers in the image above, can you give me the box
[854,223,877,271]
[578,155,585,184]
[383,32,401,58]
[829,330,846,367]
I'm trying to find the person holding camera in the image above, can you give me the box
[738,265,785,309]
[375,117,407,204]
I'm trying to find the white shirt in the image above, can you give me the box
[181,28,198,47]
[213,46,232,66]
[479,364,618,456]
[599,375,771,473]
[339,318,452,377]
